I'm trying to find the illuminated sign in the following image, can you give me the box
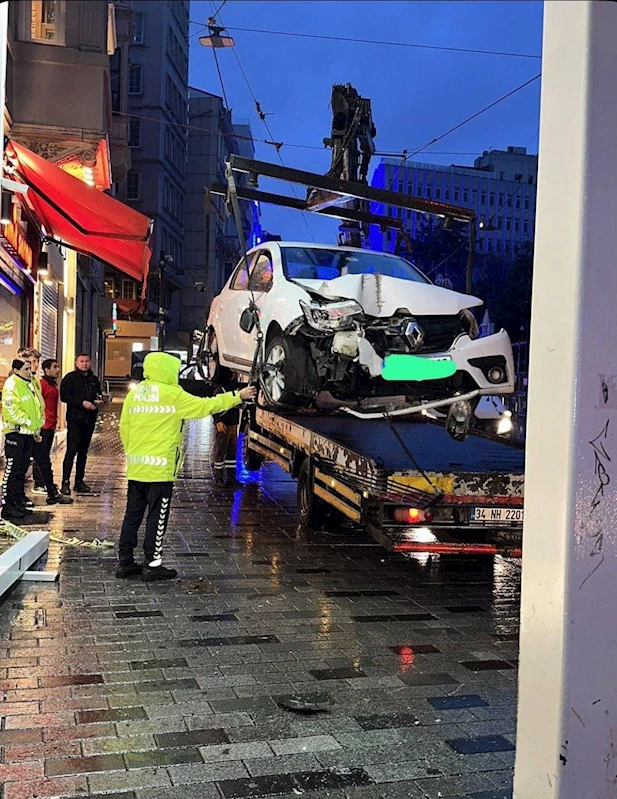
[112,302,118,332]
[1,203,34,272]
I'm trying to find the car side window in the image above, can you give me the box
[230,254,256,291]
[248,252,274,293]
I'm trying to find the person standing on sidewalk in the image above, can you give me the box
[60,354,103,496]
[117,351,256,582]
[31,358,73,506]
[212,369,241,488]
[1,359,43,520]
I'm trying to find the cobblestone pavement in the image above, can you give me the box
[0,407,520,799]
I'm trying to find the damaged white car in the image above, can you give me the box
[204,243,515,412]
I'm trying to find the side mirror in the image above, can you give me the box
[239,307,257,334]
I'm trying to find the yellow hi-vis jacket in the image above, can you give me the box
[2,374,44,435]
[120,352,242,482]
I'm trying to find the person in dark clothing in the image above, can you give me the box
[30,357,72,505]
[212,369,241,487]
[60,354,103,496]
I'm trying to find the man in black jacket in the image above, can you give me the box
[60,354,103,496]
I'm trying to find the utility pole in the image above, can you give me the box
[158,251,172,351]
[515,2,617,796]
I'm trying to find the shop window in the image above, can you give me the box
[0,287,23,379]
[126,171,140,201]
[128,64,143,95]
[24,1,66,45]
[121,280,137,300]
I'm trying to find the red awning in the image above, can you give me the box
[6,140,153,289]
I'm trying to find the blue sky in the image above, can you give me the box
[189,0,543,241]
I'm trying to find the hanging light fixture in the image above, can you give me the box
[1,190,13,225]
[199,18,235,48]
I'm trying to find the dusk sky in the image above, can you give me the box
[189,0,543,242]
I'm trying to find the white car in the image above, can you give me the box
[204,242,515,409]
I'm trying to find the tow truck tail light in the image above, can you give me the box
[393,507,433,524]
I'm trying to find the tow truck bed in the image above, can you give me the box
[246,408,525,556]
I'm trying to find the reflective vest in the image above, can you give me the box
[2,374,44,435]
[120,352,242,482]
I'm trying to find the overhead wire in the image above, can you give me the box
[207,3,317,241]
[188,21,542,60]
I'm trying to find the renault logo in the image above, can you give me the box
[405,320,425,350]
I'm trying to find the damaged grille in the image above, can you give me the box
[366,314,466,356]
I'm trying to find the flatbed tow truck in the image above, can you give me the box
[241,405,524,556]
[200,83,525,556]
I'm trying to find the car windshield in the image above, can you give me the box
[281,246,430,284]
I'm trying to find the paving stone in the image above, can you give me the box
[125,747,204,768]
[447,736,516,755]
[88,766,173,793]
[155,729,230,748]
[45,753,126,777]
[269,735,341,756]
[429,695,489,710]
[3,776,89,799]
[77,707,148,724]
[198,741,274,762]
[167,761,250,785]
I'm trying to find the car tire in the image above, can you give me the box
[297,459,326,528]
[262,335,317,407]
[241,421,264,472]
[200,329,231,385]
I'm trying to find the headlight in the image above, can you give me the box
[299,299,363,332]
[460,308,479,339]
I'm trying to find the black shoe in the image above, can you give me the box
[116,562,143,578]
[74,481,92,494]
[225,476,242,489]
[142,564,177,582]
[47,488,74,505]
[2,505,27,520]
[61,481,71,497]
[16,502,34,515]
[19,496,34,509]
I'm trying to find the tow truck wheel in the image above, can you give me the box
[297,459,326,528]
[241,423,264,472]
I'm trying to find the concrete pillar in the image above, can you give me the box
[515,2,617,797]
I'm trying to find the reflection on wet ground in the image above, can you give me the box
[0,407,518,799]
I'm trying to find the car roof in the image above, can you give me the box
[249,242,406,259]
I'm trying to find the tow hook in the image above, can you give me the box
[446,399,473,442]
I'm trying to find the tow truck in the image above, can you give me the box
[195,83,525,555]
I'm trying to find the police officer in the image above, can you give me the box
[117,352,256,581]
[1,359,43,520]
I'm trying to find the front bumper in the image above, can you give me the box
[447,330,515,395]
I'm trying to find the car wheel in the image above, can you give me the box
[262,335,317,406]
[201,329,231,385]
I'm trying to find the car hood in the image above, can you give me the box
[293,273,482,317]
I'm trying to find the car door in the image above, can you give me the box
[217,253,257,369]
[233,250,274,364]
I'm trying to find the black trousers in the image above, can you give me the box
[2,433,34,507]
[118,480,173,566]
[212,425,237,481]
[62,421,96,484]
[32,428,56,491]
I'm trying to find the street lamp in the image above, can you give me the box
[158,251,173,351]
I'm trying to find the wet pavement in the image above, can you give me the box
[0,407,520,799]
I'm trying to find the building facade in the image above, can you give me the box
[181,89,260,335]
[114,0,189,332]
[370,146,538,257]
[4,0,119,382]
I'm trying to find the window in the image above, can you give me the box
[426,187,432,199]
[435,188,441,199]
[524,221,529,234]
[128,119,141,148]
[525,198,530,211]
[481,192,486,205]
[121,280,137,300]
[506,219,511,231]
[230,255,256,290]
[128,64,143,94]
[463,191,469,202]
[133,12,145,44]
[445,189,450,200]
[499,193,504,205]
[416,185,423,196]
[487,240,493,253]
[496,241,502,253]
[489,193,495,206]
[515,220,520,232]
[507,197,512,208]
[126,171,140,201]
[281,247,429,284]
[516,198,521,210]
[26,1,66,45]
[248,253,273,292]
[454,190,459,201]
